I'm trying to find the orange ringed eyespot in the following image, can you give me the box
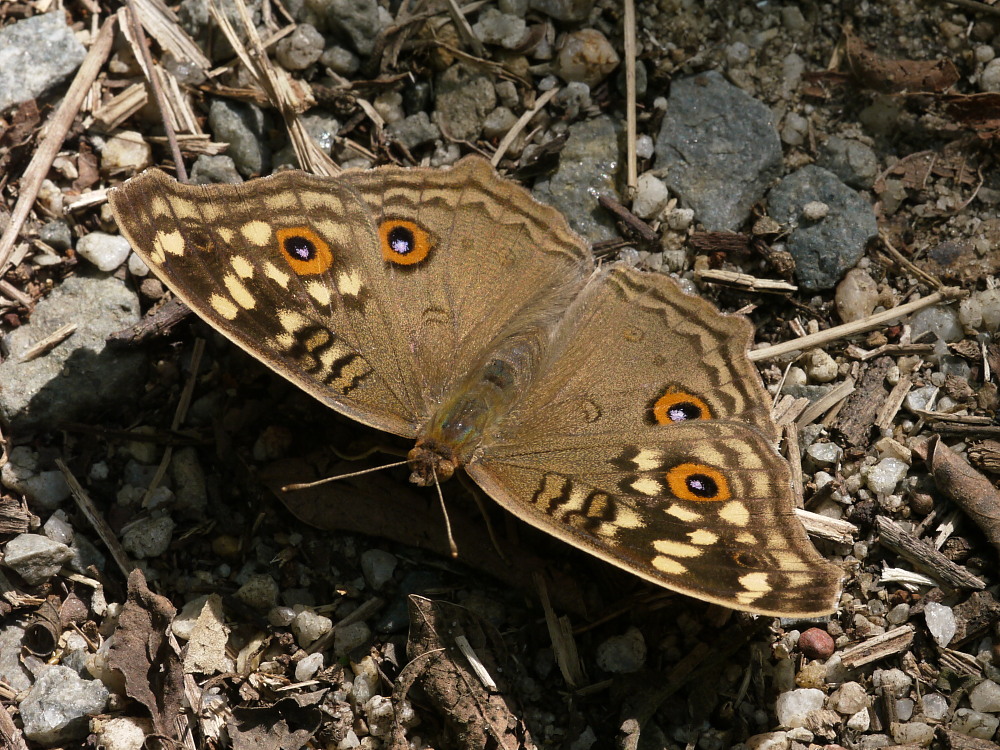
[665,463,731,502]
[276,227,333,275]
[652,390,712,425]
[379,219,432,265]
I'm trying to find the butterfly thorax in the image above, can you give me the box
[408,342,534,487]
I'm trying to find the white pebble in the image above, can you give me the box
[923,601,956,647]
[864,457,908,495]
[969,679,1000,713]
[802,200,829,221]
[775,688,824,728]
[835,268,878,323]
[76,232,132,272]
[632,173,670,219]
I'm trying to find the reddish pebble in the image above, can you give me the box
[799,627,835,660]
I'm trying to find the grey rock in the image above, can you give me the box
[388,111,440,150]
[817,136,879,189]
[528,0,593,22]
[189,154,244,185]
[326,0,381,56]
[171,446,208,514]
[473,8,527,49]
[275,23,324,70]
[319,45,360,76]
[38,221,72,251]
[0,625,32,691]
[19,664,110,744]
[3,534,73,585]
[532,115,622,243]
[768,166,878,291]
[121,515,176,559]
[595,626,646,673]
[208,98,271,177]
[1,446,71,512]
[300,110,342,155]
[655,71,782,231]
[360,549,397,590]
[0,13,87,113]
[0,275,143,433]
[434,64,497,142]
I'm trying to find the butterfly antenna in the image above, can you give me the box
[433,469,460,558]
[282,459,410,492]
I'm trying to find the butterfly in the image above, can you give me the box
[108,156,842,617]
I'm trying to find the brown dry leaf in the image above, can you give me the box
[928,436,1000,555]
[844,30,959,93]
[943,92,1000,139]
[107,568,184,739]
[391,595,536,750]
[227,690,326,750]
[182,593,230,675]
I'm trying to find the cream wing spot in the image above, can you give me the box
[154,230,186,258]
[278,309,309,333]
[151,196,170,217]
[264,262,290,288]
[231,255,254,278]
[735,573,771,605]
[688,529,718,546]
[652,556,688,575]
[306,281,332,306]
[209,294,239,320]
[735,531,757,545]
[241,220,273,246]
[653,540,702,558]
[632,449,662,471]
[630,477,662,497]
[218,228,235,243]
[337,270,363,297]
[224,274,256,310]
[719,501,750,527]
[665,505,701,523]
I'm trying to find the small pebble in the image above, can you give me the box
[235,574,280,611]
[632,173,670,219]
[76,232,132,272]
[891,721,933,746]
[360,549,397,590]
[835,268,879,323]
[595,626,646,674]
[952,708,1000,740]
[292,609,333,648]
[555,29,620,87]
[896,697,915,721]
[121,516,175,559]
[802,200,829,220]
[333,621,371,656]
[798,627,834,660]
[3,534,73,584]
[100,130,152,174]
[804,349,838,383]
[923,601,957,647]
[886,603,911,625]
[775,688,824,728]
[275,23,324,70]
[872,667,912,698]
[294,652,325,682]
[846,709,870,731]
[864,457,908,496]
[921,693,948,720]
[969,678,1000,713]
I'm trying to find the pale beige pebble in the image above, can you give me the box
[829,681,868,714]
[92,717,153,750]
[804,348,838,383]
[794,660,827,689]
[890,721,934,746]
[801,200,829,220]
[744,731,789,750]
[959,295,984,331]
[835,268,879,323]
[846,709,870,731]
[101,130,152,175]
[632,173,670,219]
[555,29,620,87]
[976,288,1000,330]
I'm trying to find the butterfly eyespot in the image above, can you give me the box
[650,390,712,425]
[276,227,333,275]
[665,463,731,502]
[732,550,762,568]
[379,219,432,265]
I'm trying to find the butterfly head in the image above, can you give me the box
[407,439,458,487]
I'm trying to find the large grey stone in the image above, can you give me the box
[0,13,87,112]
[0,275,143,432]
[767,166,878,291]
[655,71,782,231]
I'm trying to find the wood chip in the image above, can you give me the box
[876,517,986,591]
[839,625,915,668]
